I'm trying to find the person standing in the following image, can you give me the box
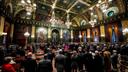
[93,51,104,72]
[36,54,53,72]
[2,57,16,72]
[21,52,37,72]
[55,50,66,72]
[103,48,112,72]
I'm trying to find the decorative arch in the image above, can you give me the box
[6,3,13,13]
[14,8,25,17]
[73,16,82,26]
[51,28,60,44]
[82,15,89,22]
[71,19,79,27]
[51,28,60,33]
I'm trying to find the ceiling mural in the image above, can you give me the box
[3,0,126,27]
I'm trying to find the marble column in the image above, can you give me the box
[71,30,73,42]
[0,16,5,43]
[87,28,91,42]
[100,25,105,42]
[10,24,14,43]
[31,25,35,42]
[0,16,5,35]
[48,28,51,42]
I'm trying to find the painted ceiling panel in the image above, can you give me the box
[56,0,76,9]
[5,0,125,27]
[71,2,88,13]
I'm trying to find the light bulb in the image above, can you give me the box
[27,0,31,3]
[26,12,31,15]
[96,4,100,7]
[98,0,102,3]
[21,0,25,4]
[91,12,94,15]
[108,0,112,2]
[33,3,36,7]
[89,7,93,10]
[102,9,107,12]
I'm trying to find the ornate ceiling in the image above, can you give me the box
[3,0,126,27]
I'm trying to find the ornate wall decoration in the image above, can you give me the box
[36,27,47,43]
[105,7,119,17]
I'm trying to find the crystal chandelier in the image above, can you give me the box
[100,3,108,13]
[89,20,95,27]
[18,0,36,15]
[96,0,112,13]
[65,14,72,28]
[50,10,64,27]
[50,10,57,27]
[89,12,97,27]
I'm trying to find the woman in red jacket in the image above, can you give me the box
[2,57,16,72]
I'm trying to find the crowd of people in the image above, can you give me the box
[0,42,128,72]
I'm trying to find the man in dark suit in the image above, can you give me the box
[22,52,37,72]
[37,54,53,72]
[55,50,66,72]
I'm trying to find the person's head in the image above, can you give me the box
[35,51,44,61]
[113,50,117,55]
[27,52,32,58]
[95,50,99,55]
[4,57,13,64]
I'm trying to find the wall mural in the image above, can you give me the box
[36,27,47,43]
[63,30,70,42]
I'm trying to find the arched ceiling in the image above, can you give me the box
[4,0,126,27]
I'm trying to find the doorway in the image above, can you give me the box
[51,29,60,44]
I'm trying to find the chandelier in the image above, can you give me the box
[89,20,95,27]
[123,28,128,35]
[50,10,64,27]
[96,0,113,13]
[100,3,108,13]
[65,13,72,28]
[18,0,36,15]
[50,10,57,27]
[89,12,98,27]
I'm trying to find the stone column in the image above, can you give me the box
[60,29,63,43]
[87,28,91,42]
[31,25,35,42]
[48,27,51,42]
[0,16,5,43]
[100,25,105,42]
[10,24,14,43]
[0,16,5,35]
[71,30,73,42]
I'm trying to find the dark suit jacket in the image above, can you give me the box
[55,54,66,72]
[22,58,37,72]
[37,59,53,72]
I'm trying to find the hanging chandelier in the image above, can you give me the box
[50,10,57,27]
[18,0,36,15]
[96,0,113,13]
[89,11,98,27]
[65,13,72,28]
[49,9,64,27]
[89,20,96,27]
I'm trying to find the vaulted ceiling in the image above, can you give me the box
[4,0,126,27]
